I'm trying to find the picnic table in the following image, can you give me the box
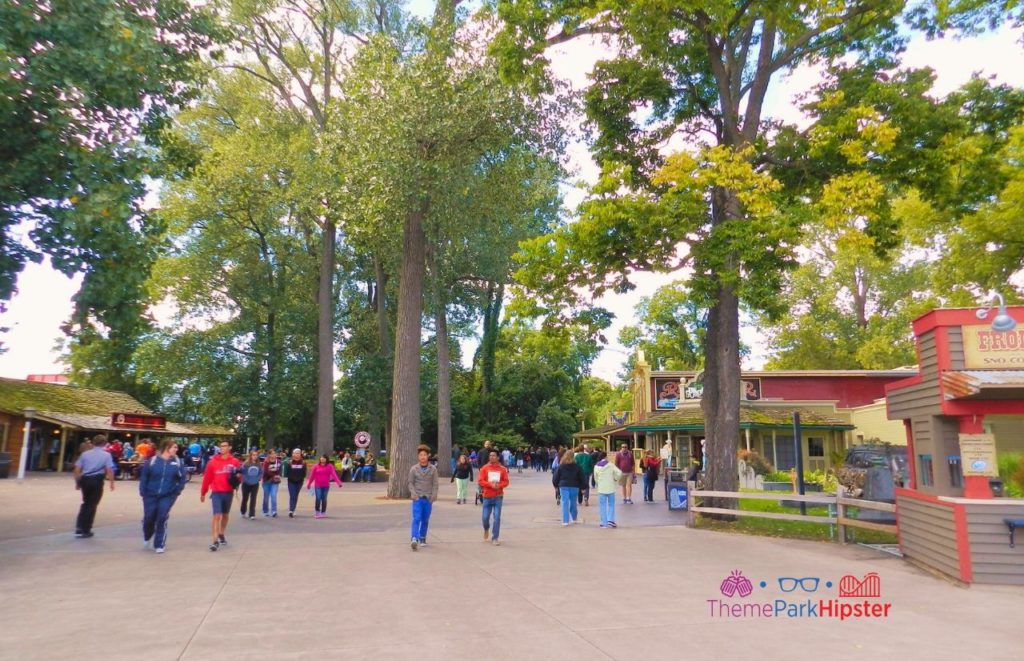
[118,461,142,480]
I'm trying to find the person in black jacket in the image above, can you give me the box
[284,449,307,517]
[451,454,474,504]
[552,450,584,526]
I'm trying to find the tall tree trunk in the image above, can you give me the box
[373,253,391,456]
[435,286,453,478]
[314,218,336,457]
[478,280,503,426]
[265,309,278,450]
[702,189,742,516]
[387,206,427,498]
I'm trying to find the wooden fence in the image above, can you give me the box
[683,481,899,542]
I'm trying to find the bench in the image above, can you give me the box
[1004,518,1024,548]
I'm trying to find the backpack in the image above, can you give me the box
[227,465,242,489]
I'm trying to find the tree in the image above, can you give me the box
[495,1,909,500]
[618,282,704,373]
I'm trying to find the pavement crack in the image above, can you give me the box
[177,546,247,660]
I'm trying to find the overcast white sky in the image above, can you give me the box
[1,17,1022,386]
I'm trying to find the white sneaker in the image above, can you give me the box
[143,539,152,550]
[411,539,419,551]
[155,547,166,554]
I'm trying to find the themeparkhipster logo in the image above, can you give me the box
[709,569,891,621]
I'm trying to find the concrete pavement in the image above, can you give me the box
[0,469,1021,660]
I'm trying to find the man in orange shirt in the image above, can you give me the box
[478,450,510,546]
[135,438,154,460]
[200,441,241,551]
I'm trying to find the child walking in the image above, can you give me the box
[408,444,438,550]
[305,455,343,518]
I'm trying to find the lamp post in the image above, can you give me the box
[17,407,36,482]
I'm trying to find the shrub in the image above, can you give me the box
[764,470,792,483]
[998,453,1024,498]
[737,450,774,476]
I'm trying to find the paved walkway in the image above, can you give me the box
[0,470,1021,660]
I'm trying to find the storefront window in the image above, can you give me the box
[808,438,824,458]
[947,456,963,488]
[775,436,795,471]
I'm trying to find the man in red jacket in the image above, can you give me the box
[478,450,510,546]
[200,441,241,552]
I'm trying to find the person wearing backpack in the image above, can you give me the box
[284,449,307,518]
[552,450,584,526]
[239,450,263,520]
[139,438,189,554]
[200,441,241,551]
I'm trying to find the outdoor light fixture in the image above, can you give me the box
[976,292,1017,332]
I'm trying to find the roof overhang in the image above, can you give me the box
[942,370,1024,401]
[30,411,234,437]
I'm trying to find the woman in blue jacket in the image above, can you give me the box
[139,438,189,554]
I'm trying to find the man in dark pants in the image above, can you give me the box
[72,434,116,538]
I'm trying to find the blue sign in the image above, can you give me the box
[668,485,688,510]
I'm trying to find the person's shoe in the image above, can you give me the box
[483,529,490,541]
[272,512,277,518]
[218,535,227,545]
[249,514,255,520]
[411,539,419,551]
[609,521,617,528]
[209,541,219,552]
[562,522,569,527]
[584,499,589,506]
[143,538,152,549]
[288,512,294,518]
[492,539,501,546]
[240,509,246,516]
[78,531,94,538]
[155,547,166,554]
[418,539,427,547]
[599,525,607,528]
[263,512,270,517]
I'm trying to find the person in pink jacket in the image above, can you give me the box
[305,455,343,519]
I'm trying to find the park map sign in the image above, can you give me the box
[962,325,1024,369]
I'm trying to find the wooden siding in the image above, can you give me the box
[896,495,962,580]
[919,331,940,380]
[965,502,1024,585]
[887,381,942,419]
[947,326,965,370]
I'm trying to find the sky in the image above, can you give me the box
[1,16,1023,386]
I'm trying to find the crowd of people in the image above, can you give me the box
[71,434,673,555]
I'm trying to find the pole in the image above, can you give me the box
[17,408,36,482]
[793,412,805,516]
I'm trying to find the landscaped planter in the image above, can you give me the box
[762,481,792,492]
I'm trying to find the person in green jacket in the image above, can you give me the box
[574,445,594,506]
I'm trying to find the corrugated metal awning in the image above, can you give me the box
[32,411,234,437]
[942,370,1024,400]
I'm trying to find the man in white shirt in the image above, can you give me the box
[660,440,673,469]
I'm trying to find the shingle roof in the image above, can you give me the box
[0,377,234,437]
[573,423,629,439]
[0,377,150,416]
[627,404,853,431]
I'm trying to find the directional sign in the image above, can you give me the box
[354,431,371,448]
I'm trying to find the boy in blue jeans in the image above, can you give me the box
[408,444,438,551]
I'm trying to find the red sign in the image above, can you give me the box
[111,412,167,429]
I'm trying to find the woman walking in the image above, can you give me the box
[284,449,307,518]
[642,450,662,503]
[593,451,623,528]
[138,438,189,554]
[450,454,473,504]
[239,450,262,520]
[305,455,343,518]
[552,450,584,526]
[261,449,282,517]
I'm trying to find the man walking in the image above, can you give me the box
[615,443,636,504]
[72,434,115,538]
[200,441,241,551]
[575,445,594,506]
[408,445,438,551]
[478,450,510,546]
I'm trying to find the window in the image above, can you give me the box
[808,438,824,458]
[919,454,934,487]
[947,456,962,488]
[775,436,796,471]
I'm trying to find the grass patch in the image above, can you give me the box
[693,492,898,544]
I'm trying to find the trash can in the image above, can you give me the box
[664,469,688,511]
[0,452,12,479]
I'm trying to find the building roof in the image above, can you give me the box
[0,377,234,437]
[0,376,150,416]
[572,423,629,440]
[626,404,854,432]
[942,370,1024,400]
[650,369,915,379]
